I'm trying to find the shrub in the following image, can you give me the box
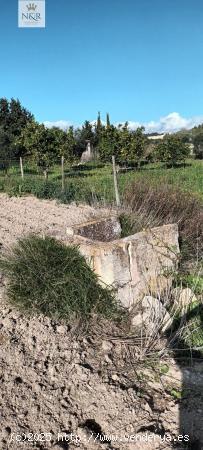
[0,235,121,321]
[175,302,203,352]
[119,212,145,237]
[193,133,203,159]
[2,177,100,205]
[123,179,203,271]
[156,135,190,166]
[183,303,203,350]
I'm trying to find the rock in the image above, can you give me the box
[67,222,179,308]
[172,287,197,310]
[111,373,119,381]
[56,325,67,335]
[104,354,113,364]
[131,295,173,334]
[101,340,113,353]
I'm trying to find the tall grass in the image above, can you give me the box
[123,179,203,273]
[0,235,122,322]
[0,159,202,204]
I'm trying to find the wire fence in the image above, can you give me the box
[0,156,122,206]
[0,156,201,205]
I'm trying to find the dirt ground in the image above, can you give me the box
[0,194,111,249]
[0,194,203,450]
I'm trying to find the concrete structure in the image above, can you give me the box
[147,134,165,141]
[66,217,179,308]
[80,140,94,163]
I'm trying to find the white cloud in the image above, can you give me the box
[43,120,73,131]
[43,113,203,134]
[123,113,203,133]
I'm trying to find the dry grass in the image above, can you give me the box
[123,179,203,272]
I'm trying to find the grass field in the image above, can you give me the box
[0,158,202,203]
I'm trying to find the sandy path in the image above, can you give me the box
[0,194,110,249]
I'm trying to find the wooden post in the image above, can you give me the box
[112,155,121,207]
[61,156,65,192]
[20,157,24,180]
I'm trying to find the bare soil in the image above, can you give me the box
[0,194,203,450]
[0,194,111,249]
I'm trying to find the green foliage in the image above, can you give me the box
[106,112,111,127]
[159,364,169,374]
[156,135,190,166]
[51,126,75,162]
[193,132,203,159]
[16,122,58,175]
[182,302,203,350]
[119,125,146,164]
[170,389,182,400]
[99,124,120,162]
[1,177,99,205]
[176,274,203,295]
[17,122,76,176]
[0,98,33,165]
[98,123,147,164]
[0,235,121,321]
[74,121,96,158]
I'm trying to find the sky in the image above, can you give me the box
[1,0,203,132]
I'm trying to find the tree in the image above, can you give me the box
[0,98,33,166]
[0,125,12,173]
[106,113,110,128]
[98,124,120,162]
[17,122,58,178]
[193,133,203,159]
[74,121,95,158]
[51,126,75,162]
[95,112,103,147]
[96,111,102,132]
[156,135,190,166]
[119,125,146,165]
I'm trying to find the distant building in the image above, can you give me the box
[147,134,165,141]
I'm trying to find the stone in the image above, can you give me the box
[56,325,67,334]
[172,287,197,310]
[66,220,179,308]
[131,295,173,333]
[101,340,113,352]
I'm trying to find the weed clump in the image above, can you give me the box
[0,235,121,321]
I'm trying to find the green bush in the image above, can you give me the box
[155,135,190,166]
[175,274,203,296]
[0,235,121,321]
[1,177,100,205]
[182,302,203,350]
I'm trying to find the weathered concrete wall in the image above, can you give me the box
[67,216,121,242]
[66,220,179,308]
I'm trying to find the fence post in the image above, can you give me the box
[61,155,65,192]
[112,155,121,207]
[20,157,24,180]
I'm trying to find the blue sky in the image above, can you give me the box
[1,0,203,131]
